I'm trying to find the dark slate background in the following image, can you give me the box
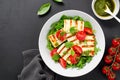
[0,0,120,80]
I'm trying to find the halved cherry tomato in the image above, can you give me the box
[72,45,82,54]
[56,30,61,38]
[76,31,86,41]
[84,27,93,34]
[56,30,66,41]
[59,58,66,68]
[50,48,58,57]
[69,54,78,64]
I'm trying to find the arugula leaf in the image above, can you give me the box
[55,20,64,30]
[86,56,92,63]
[84,21,92,28]
[53,0,63,3]
[52,54,60,62]
[47,40,54,50]
[65,42,74,48]
[81,50,91,56]
[60,15,73,20]
[77,56,92,68]
[70,27,78,35]
[37,3,51,15]
[94,47,101,55]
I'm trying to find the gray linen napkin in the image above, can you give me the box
[18,49,55,80]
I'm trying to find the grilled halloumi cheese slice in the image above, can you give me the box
[67,34,95,56]
[48,30,73,48]
[48,35,62,47]
[63,19,84,33]
[57,43,69,57]
[57,44,72,64]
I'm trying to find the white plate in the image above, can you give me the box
[39,10,105,77]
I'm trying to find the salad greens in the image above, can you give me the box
[47,15,100,69]
[37,3,51,15]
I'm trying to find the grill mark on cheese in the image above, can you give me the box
[82,45,95,47]
[62,48,71,58]
[71,39,78,42]
[58,45,65,54]
[81,21,84,30]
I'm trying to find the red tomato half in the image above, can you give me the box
[56,30,66,41]
[69,54,78,64]
[72,45,83,54]
[84,27,93,34]
[50,48,58,57]
[59,58,67,68]
[76,31,86,41]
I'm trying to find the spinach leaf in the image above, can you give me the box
[37,3,51,15]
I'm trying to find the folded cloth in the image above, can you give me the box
[18,49,55,80]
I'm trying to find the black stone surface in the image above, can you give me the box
[0,0,120,80]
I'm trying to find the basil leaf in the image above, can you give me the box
[65,42,74,48]
[70,27,78,35]
[84,21,92,28]
[70,49,75,56]
[37,3,51,15]
[53,0,63,3]
[52,54,60,62]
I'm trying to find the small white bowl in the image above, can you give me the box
[92,0,120,20]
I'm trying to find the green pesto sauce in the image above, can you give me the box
[94,0,115,17]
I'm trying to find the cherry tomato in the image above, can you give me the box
[72,45,83,54]
[108,47,116,56]
[112,38,120,47]
[76,31,86,41]
[50,48,58,57]
[69,54,78,64]
[107,71,116,80]
[112,62,120,70]
[56,30,66,41]
[84,27,93,34]
[104,55,113,64]
[59,58,66,68]
[115,53,120,62]
[56,30,61,38]
[102,66,110,74]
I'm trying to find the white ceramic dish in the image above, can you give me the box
[92,0,120,20]
[39,10,105,77]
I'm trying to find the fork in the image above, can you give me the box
[104,5,120,23]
